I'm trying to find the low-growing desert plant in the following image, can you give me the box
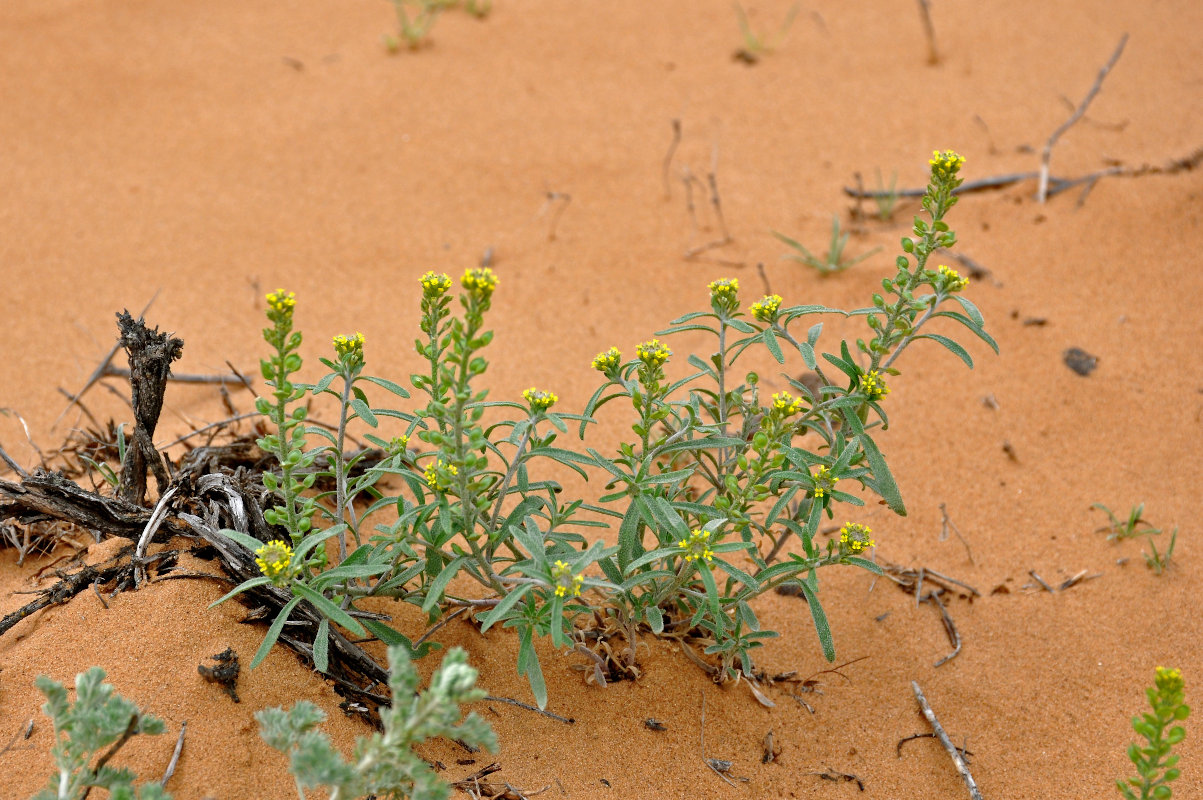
[871,167,900,221]
[32,667,170,800]
[773,215,882,274]
[732,2,800,64]
[1118,666,1189,800]
[384,0,440,52]
[213,150,992,707]
[257,645,496,800]
[1094,503,1178,574]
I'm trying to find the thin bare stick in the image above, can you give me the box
[1037,34,1128,203]
[483,694,573,725]
[910,681,983,800]
[160,720,186,788]
[663,118,682,199]
[916,0,938,64]
[102,366,243,385]
[939,503,974,564]
[160,412,261,449]
[927,591,962,667]
[0,443,28,479]
[537,191,572,241]
[53,294,158,429]
[1028,569,1054,593]
[756,262,772,296]
[412,606,468,649]
[134,486,178,587]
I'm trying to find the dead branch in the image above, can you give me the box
[916,0,938,64]
[910,681,983,800]
[1038,34,1128,203]
[115,311,184,506]
[663,118,681,199]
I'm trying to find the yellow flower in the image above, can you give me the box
[424,459,458,491]
[636,339,672,370]
[550,559,584,598]
[388,435,410,457]
[332,332,365,361]
[771,391,804,417]
[708,278,739,313]
[1155,666,1185,694]
[677,529,715,564]
[523,387,558,413]
[929,149,965,181]
[937,264,969,292]
[461,267,499,299]
[838,522,875,554]
[750,294,782,323]
[860,369,890,402]
[592,346,622,374]
[812,465,837,499]
[419,271,453,298]
[255,540,293,582]
[265,289,296,323]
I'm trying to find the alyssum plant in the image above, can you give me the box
[212,150,993,707]
[1118,666,1189,799]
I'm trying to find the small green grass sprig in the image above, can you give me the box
[732,2,800,64]
[1094,503,1179,575]
[872,167,900,221]
[384,0,440,52]
[257,646,496,800]
[773,216,881,275]
[32,667,169,800]
[1119,667,1189,800]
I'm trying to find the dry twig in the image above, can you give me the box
[1038,34,1129,203]
[910,681,983,800]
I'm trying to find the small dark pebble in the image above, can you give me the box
[1063,347,1098,376]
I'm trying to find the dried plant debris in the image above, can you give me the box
[198,647,241,703]
[1063,347,1098,376]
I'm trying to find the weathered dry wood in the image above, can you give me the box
[0,472,191,541]
[115,312,183,506]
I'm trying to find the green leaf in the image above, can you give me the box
[952,294,984,327]
[421,556,468,614]
[313,617,330,673]
[763,328,784,364]
[617,502,644,572]
[361,375,411,398]
[292,582,366,636]
[349,397,378,427]
[208,575,273,608]
[698,566,721,622]
[714,558,759,590]
[645,604,664,634]
[796,578,835,661]
[477,585,533,632]
[217,528,267,553]
[858,434,905,515]
[916,333,973,368]
[518,630,548,709]
[251,596,303,668]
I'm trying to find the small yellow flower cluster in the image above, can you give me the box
[550,559,584,598]
[388,435,409,456]
[750,294,782,323]
[636,339,672,370]
[929,150,965,181]
[812,465,837,498]
[266,289,296,320]
[424,458,458,490]
[255,540,293,581]
[591,346,622,374]
[771,391,804,417]
[420,271,453,297]
[333,331,365,360]
[708,278,739,312]
[678,529,715,563]
[838,522,875,554]
[461,267,499,299]
[937,264,969,293]
[860,369,890,401]
[523,387,558,412]
[1155,666,1185,694]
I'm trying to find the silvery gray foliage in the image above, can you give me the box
[32,667,170,800]
[256,645,497,800]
